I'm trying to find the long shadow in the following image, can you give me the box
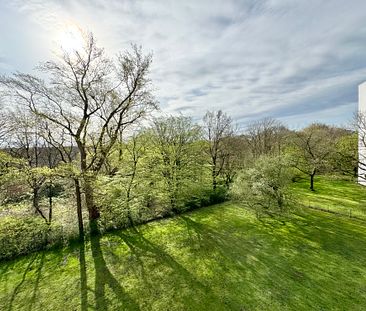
[90,233,140,310]
[0,260,11,286]
[291,211,366,259]
[179,215,249,260]
[27,252,45,311]
[79,241,88,311]
[117,226,229,310]
[7,254,38,311]
[115,228,151,289]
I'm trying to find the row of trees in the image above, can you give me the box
[0,110,359,217]
[0,111,361,258]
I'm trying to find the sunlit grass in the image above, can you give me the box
[290,175,366,218]
[1,177,366,310]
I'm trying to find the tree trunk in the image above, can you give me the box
[79,145,100,234]
[310,168,316,191]
[79,242,87,310]
[126,165,136,226]
[33,186,48,223]
[84,177,100,235]
[74,178,84,239]
[277,193,284,210]
[224,172,232,189]
[33,186,40,213]
[48,195,53,224]
[212,167,217,191]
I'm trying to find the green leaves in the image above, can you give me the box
[231,155,293,215]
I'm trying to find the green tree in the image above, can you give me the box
[331,132,358,178]
[1,32,156,233]
[231,155,293,216]
[290,123,337,191]
[150,116,201,212]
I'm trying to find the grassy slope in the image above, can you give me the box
[290,175,366,218]
[1,179,366,310]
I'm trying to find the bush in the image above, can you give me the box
[183,184,228,211]
[0,216,66,260]
[208,186,228,205]
[0,216,49,260]
[231,155,293,216]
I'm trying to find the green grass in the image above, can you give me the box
[290,175,366,218]
[1,177,366,310]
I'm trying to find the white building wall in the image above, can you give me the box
[358,82,366,185]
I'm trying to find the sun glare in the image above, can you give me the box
[59,24,84,53]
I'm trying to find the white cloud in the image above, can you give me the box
[1,0,366,127]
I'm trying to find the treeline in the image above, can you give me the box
[0,111,358,259]
[0,32,360,259]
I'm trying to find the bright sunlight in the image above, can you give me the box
[58,23,84,53]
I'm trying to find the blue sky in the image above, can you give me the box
[1,0,366,128]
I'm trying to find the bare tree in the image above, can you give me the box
[330,132,357,178]
[0,104,7,146]
[203,110,233,190]
[356,112,366,183]
[246,117,288,158]
[4,110,43,166]
[0,32,156,233]
[220,135,247,188]
[331,113,366,184]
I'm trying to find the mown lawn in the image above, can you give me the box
[1,179,366,310]
[290,175,366,218]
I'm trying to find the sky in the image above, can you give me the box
[1,0,366,129]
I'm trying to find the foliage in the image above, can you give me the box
[96,174,168,231]
[1,32,156,232]
[231,155,293,215]
[150,116,203,212]
[0,98,361,258]
[95,125,223,231]
[330,133,358,177]
[39,181,64,199]
[288,123,348,191]
[0,152,27,203]
[0,216,63,260]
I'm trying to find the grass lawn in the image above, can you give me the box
[290,175,366,219]
[1,178,366,310]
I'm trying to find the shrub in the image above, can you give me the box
[0,216,49,260]
[231,155,293,216]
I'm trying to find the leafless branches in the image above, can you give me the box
[0,31,156,228]
[203,110,233,190]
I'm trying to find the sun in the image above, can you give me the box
[59,24,84,53]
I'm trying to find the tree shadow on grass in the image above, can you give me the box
[179,215,251,262]
[78,241,88,311]
[27,252,45,311]
[3,246,68,311]
[7,254,39,311]
[90,233,140,311]
[117,225,231,310]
